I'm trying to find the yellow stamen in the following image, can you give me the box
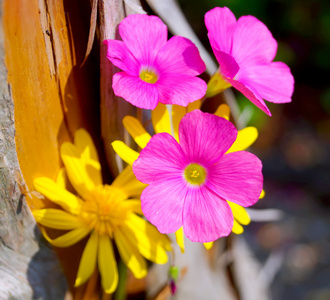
[139,70,158,84]
[184,163,207,185]
[79,186,130,237]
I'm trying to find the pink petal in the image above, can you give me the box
[104,40,139,76]
[183,185,233,242]
[205,7,236,54]
[119,14,167,66]
[227,78,272,116]
[237,62,294,104]
[179,110,237,166]
[140,178,188,233]
[133,133,188,184]
[207,151,263,207]
[211,49,239,79]
[156,74,207,106]
[112,72,159,109]
[154,36,206,76]
[231,15,278,68]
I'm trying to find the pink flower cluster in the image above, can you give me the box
[105,8,294,115]
[105,8,294,242]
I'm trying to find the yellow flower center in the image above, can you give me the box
[79,185,129,237]
[184,163,207,185]
[139,70,158,84]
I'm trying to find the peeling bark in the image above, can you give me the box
[0,1,67,298]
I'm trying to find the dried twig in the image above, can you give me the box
[246,208,284,222]
[81,0,98,66]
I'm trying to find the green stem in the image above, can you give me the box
[114,259,127,300]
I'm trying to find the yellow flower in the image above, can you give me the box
[113,102,264,252]
[32,129,171,293]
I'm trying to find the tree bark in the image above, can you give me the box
[0,1,67,298]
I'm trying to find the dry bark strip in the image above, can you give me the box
[0,1,67,298]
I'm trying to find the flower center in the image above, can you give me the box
[79,185,129,237]
[139,70,158,84]
[184,163,207,185]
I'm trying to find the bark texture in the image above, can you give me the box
[0,1,67,299]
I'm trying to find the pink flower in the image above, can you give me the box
[205,7,294,116]
[104,14,207,110]
[133,110,263,242]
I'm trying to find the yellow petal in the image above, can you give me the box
[98,235,118,293]
[33,209,82,229]
[61,142,97,198]
[122,214,171,264]
[227,127,258,153]
[206,71,232,98]
[81,161,102,189]
[129,213,172,252]
[187,100,201,112]
[228,201,251,225]
[151,103,171,135]
[114,229,147,279]
[111,140,139,165]
[112,165,147,198]
[175,227,185,253]
[260,189,265,199]
[122,199,143,215]
[74,129,103,186]
[66,129,103,188]
[56,168,67,189]
[232,219,244,234]
[171,105,187,141]
[122,116,151,149]
[152,103,188,141]
[214,104,230,120]
[203,242,214,250]
[41,226,90,247]
[75,231,98,287]
[34,177,81,214]
[74,129,100,166]
[152,102,201,141]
